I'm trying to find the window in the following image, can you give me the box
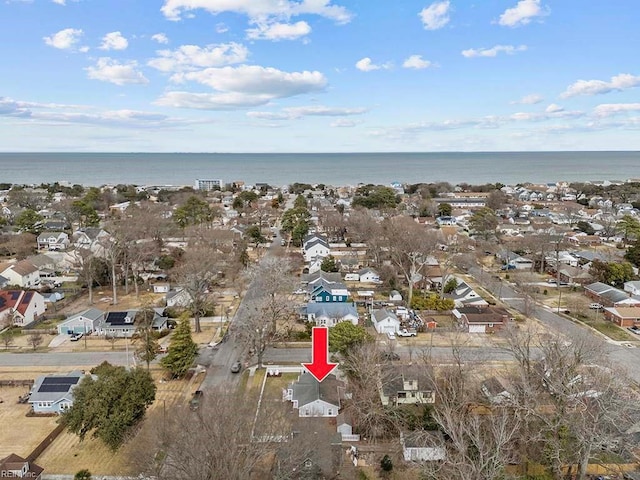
[327,408,333,416]
[333,296,336,301]
[398,392,407,399]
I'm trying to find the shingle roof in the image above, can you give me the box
[290,372,341,409]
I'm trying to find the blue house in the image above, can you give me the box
[28,371,88,414]
[310,279,349,303]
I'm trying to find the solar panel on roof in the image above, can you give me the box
[42,376,79,385]
[38,384,72,393]
[10,291,20,300]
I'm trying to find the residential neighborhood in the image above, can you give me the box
[1,177,640,479]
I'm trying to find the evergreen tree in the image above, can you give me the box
[161,313,198,378]
[63,362,156,451]
[134,307,160,370]
[328,322,371,356]
[74,469,92,480]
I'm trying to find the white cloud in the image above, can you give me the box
[246,21,311,41]
[160,0,352,24]
[99,31,129,51]
[52,0,66,4]
[151,33,169,44]
[594,103,640,117]
[561,73,640,98]
[355,57,391,72]
[330,119,359,127]
[148,43,248,72]
[43,28,83,50]
[498,0,548,27]
[511,93,544,105]
[461,44,527,58]
[419,1,450,30]
[545,103,563,113]
[216,23,229,33]
[159,65,327,109]
[402,55,433,70]
[247,105,367,120]
[86,58,149,86]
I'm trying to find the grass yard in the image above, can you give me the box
[581,319,635,342]
[0,386,60,460]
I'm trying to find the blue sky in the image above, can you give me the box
[0,0,639,152]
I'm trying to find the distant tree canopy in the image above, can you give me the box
[352,185,399,209]
[411,293,455,311]
[14,209,43,234]
[63,362,156,451]
[289,183,313,195]
[625,240,640,268]
[174,196,214,228]
[281,207,312,246]
[469,207,499,241]
[589,259,635,288]
[293,194,308,209]
[437,203,452,217]
[576,220,595,235]
[246,225,267,245]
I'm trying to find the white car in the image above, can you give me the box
[589,303,603,310]
[397,329,417,337]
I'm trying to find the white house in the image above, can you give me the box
[389,290,403,302]
[303,302,358,327]
[0,261,40,288]
[152,283,171,294]
[284,372,343,417]
[36,232,69,252]
[57,308,105,335]
[358,268,381,283]
[0,290,46,327]
[166,288,192,308]
[371,309,401,334]
[303,236,330,262]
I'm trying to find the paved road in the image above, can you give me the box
[469,266,640,383]
[196,229,287,391]
[0,351,132,367]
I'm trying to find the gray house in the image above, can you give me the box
[96,308,167,338]
[57,308,104,335]
[283,372,343,417]
[28,371,88,414]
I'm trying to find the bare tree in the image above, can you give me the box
[27,332,44,350]
[69,247,96,305]
[384,217,438,307]
[171,246,222,333]
[141,389,289,480]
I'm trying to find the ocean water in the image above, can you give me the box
[0,151,638,187]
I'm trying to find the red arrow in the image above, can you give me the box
[302,326,338,382]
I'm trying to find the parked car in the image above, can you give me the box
[627,326,640,335]
[589,303,603,310]
[230,361,242,373]
[189,390,203,410]
[380,351,400,361]
[70,332,83,342]
[397,328,417,337]
[501,264,516,270]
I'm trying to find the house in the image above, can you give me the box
[624,281,640,297]
[603,307,640,327]
[481,377,513,404]
[303,302,359,327]
[453,306,511,333]
[166,288,192,308]
[557,265,592,285]
[310,279,349,303]
[358,268,380,283]
[303,236,330,262]
[36,231,69,251]
[96,308,168,337]
[42,291,65,304]
[0,454,43,480]
[400,431,446,462]
[283,372,343,417]
[307,256,324,274]
[29,371,87,414]
[56,308,105,335]
[446,280,488,308]
[379,366,435,406]
[72,228,111,254]
[0,290,46,326]
[584,282,640,308]
[302,271,343,285]
[371,309,401,334]
[0,260,40,288]
[389,290,403,302]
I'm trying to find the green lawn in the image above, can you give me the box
[581,319,634,342]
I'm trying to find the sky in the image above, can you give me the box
[0,0,639,152]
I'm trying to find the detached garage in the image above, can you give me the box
[371,309,401,334]
[57,308,104,335]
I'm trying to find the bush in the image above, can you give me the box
[380,455,393,472]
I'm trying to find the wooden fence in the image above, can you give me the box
[26,423,65,463]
